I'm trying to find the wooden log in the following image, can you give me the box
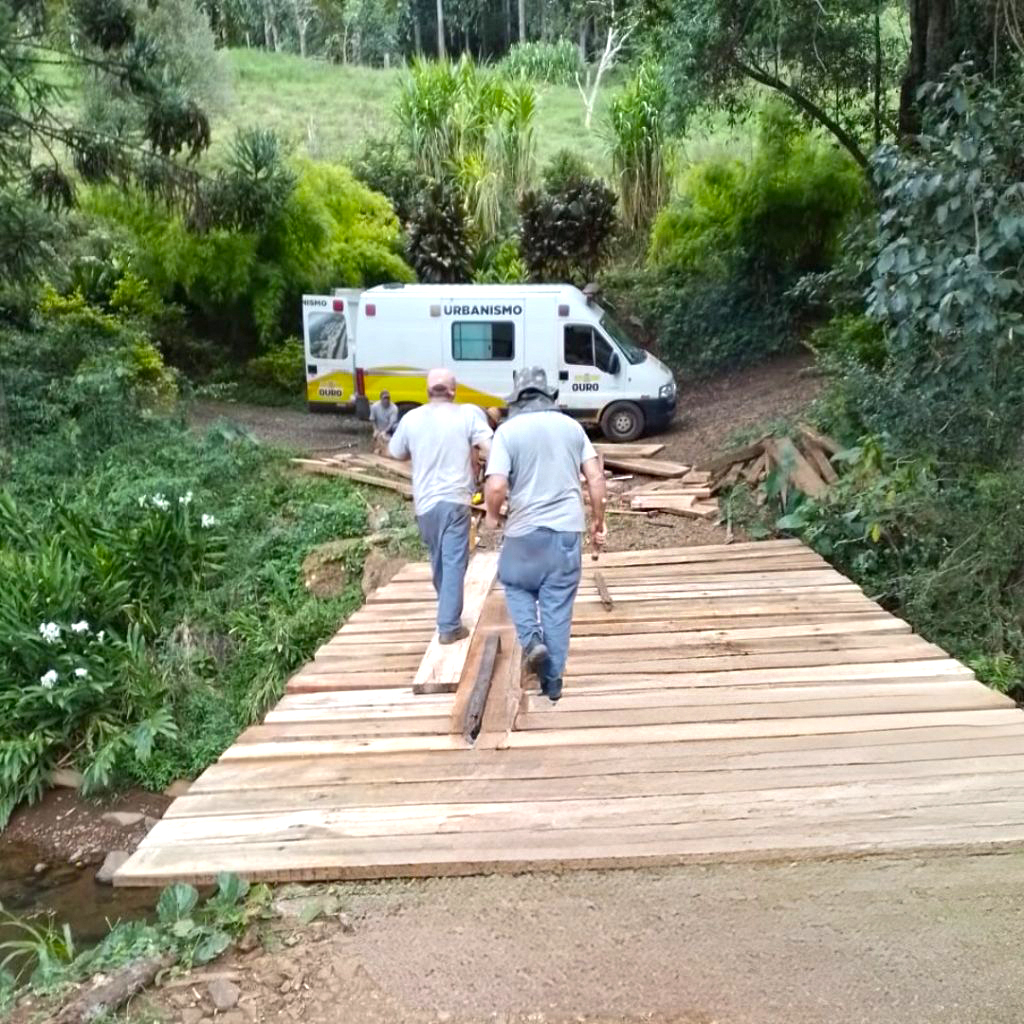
[594,442,666,458]
[461,632,502,742]
[290,460,414,497]
[594,570,614,612]
[53,952,177,1024]
[743,452,769,484]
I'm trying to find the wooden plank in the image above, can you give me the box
[410,552,498,692]
[166,751,1024,818]
[594,442,666,459]
[115,818,1024,885]
[802,442,839,485]
[135,781,1024,847]
[506,708,1018,750]
[568,612,894,639]
[460,632,502,742]
[696,440,767,476]
[598,456,688,478]
[290,460,414,497]
[798,423,842,456]
[764,437,827,498]
[185,721,1024,795]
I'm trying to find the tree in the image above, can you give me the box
[659,0,907,169]
[575,0,634,130]
[436,0,445,55]
[291,0,316,55]
[0,0,213,281]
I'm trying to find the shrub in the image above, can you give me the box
[406,179,473,283]
[807,313,886,371]
[606,63,670,238]
[650,103,866,285]
[244,337,305,400]
[541,149,595,194]
[352,136,423,225]
[83,148,413,354]
[473,238,528,283]
[499,40,583,85]
[520,175,618,284]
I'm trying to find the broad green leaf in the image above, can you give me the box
[157,883,199,924]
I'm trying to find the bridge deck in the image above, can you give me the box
[115,539,1024,885]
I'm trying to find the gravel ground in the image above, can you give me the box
[135,853,1024,1024]
[188,355,824,552]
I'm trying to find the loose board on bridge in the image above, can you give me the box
[115,539,1024,885]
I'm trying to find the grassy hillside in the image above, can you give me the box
[216,49,616,173]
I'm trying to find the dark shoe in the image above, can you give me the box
[544,677,563,703]
[524,640,549,675]
[438,625,469,645]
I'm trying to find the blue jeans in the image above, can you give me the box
[416,501,470,634]
[498,529,582,685]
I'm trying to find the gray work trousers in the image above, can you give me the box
[498,529,582,685]
[416,501,470,634]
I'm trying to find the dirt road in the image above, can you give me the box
[189,356,823,550]
[143,853,1024,1024]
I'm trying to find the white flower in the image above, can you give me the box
[96,630,105,642]
[178,491,193,506]
[71,620,90,634]
[74,667,89,679]
[201,513,217,529]
[40,669,58,688]
[38,622,61,644]
[150,493,170,512]
[138,495,147,507]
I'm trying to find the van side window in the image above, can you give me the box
[565,325,616,373]
[452,322,515,361]
[564,325,594,365]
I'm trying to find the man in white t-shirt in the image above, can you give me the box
[389,369,493,643]
[484,367,607,701]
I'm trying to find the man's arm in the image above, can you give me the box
[484,474,508,528]
[387,419,410,462]
[582,456,607,550]
[468,407,493,460]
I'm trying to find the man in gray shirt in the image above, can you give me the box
[369,390,399,452]
[484,367,607,701]
[389,369,493,643]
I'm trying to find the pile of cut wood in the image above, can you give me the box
[291,453,413,498]
[696,425,842,501]
[595,443,719,522]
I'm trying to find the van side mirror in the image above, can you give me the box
[609,353,621,375]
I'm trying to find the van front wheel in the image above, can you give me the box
[600,402,645,442]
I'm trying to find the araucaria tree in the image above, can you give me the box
[0,0,213,280]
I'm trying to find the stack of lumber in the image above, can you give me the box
[594,443,720,522]
[698,425,842,501]
[291,452,413,498]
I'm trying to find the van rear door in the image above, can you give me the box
[303,295,354,410]
[442,299,526,408]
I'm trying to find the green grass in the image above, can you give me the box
[217,49,617,175]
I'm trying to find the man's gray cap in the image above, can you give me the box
[506,365,558,403]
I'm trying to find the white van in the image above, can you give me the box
[302,283,677,440]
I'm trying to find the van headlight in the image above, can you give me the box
[659,381,676,400]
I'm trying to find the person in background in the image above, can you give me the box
[389,369,493,644]
[484,367,607,701]
[369,389,399,453]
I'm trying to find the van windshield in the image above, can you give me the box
[600,312,647,365]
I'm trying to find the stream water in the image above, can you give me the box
[0,840,158,948]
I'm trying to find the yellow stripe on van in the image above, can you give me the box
[306,371,354,404]
[363,368,504,409]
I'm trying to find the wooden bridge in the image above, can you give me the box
[115,539,1024,885]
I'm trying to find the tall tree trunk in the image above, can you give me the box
[297,21,308,57]
[517,0,526,43]
[899,0,960,137]
[504,0,511,49]
[578,18,587,61]
[436,0,446,57]
[412,5,422,53]
[873,1,882,146]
